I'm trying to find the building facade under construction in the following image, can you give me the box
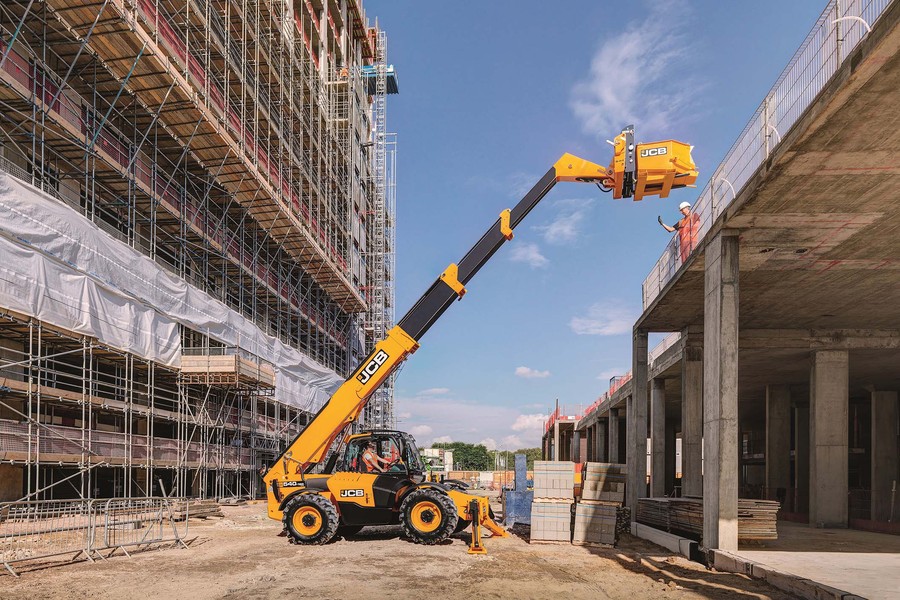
[0,0,397,501]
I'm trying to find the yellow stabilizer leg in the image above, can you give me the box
[467,499,487,555]
[476,495,508,538]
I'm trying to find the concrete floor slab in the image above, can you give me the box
[733,522,900,599]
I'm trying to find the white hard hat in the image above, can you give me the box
[679,201,691,210]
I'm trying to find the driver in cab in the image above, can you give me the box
[362,441,393,473]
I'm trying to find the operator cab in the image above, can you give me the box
[338,430,426,483]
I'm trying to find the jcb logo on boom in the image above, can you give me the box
[356,350,389,385]
[340,489,365,498]
[640,147,668,157]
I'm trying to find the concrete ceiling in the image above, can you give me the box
[639,3,900,333]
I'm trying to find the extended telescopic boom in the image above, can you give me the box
[263,127,697,503]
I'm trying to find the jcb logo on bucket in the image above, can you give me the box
[640,147,668,157]
[356,350,389,384]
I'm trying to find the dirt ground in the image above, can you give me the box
[0,502,798,600]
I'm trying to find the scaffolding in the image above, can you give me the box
[0,0,394,500]
[361,27,396,428]
[0,310,300,500]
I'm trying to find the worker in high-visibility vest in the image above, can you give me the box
[659,201,701,263]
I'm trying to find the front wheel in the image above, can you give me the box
[282,493,339,545]
[400,488,459,545]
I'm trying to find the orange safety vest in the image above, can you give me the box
[677,212,701,263]
[362,450,379,473]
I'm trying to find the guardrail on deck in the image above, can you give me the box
[642,0,893,309]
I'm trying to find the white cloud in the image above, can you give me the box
[500,435,524,449]
[515,366,551,379]
[597,367,627,382]
[417,387,449,396]
[480,438,497,451]
[510,413,547,432]
[409,425,433,438]
[509,242,548,268]
[570,1,701,139]
[394,394,548,449]
[534,199,592,245]
[570,302,636,336]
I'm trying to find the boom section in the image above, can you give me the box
[263,133,697,493]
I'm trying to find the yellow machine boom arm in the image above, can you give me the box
[263,126,697,495]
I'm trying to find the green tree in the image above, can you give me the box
[432,442,491,470]
[511,448,542,470]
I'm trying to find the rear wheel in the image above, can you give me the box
[400,488,458,544]
[282,493,339,545]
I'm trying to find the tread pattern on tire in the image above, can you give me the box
[400,488,459,545]
[282,493,339,545]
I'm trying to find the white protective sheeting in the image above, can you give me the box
[0,173,344,411]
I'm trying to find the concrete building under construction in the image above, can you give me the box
[0,0,397,501]
[545,0,900,550]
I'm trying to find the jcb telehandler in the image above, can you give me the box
[263,126,698,553]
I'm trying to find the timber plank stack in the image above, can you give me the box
[172,499,224,521]
[636,497,780,541]
[530,461,574,543]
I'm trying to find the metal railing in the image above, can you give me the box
[0,497,190,576]
[642,0,893,309]
[648,333,681,367]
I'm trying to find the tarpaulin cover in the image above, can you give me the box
[0,173,343,411]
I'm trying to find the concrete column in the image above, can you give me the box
[702,231,739,552]
[608,409,620,463]
[553,421,560,461]
[575,431,588,464]
[597,420,607,463]
[650,378,666,497]
[665,423,677,494]
[682,341,703,497]
[809,349,849,528]
[628,329,649,513]
[794,403,810,514]
[765,384,792,499]
[871,391,898,522]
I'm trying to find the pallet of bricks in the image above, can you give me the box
[574,462,628,547]
[530,461,574,543]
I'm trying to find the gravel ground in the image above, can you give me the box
[0,502,798,600]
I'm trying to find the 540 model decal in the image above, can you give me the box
[356,349,390,385]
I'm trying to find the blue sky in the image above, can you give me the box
[367,0,825,450]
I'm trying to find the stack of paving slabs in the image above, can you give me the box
[581,462,626,503]
[572,502,617,546]
[573,463,627,546]
[529,461,574,543]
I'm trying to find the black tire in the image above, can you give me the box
[282,493,339,545]
[337,524,364,538]
[400,488,458,544]
[453,518,471,534]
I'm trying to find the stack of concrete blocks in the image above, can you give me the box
[581,462,626,503]
[572,502,617,546]
[573,462,627,546]
[529,461,574,543]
